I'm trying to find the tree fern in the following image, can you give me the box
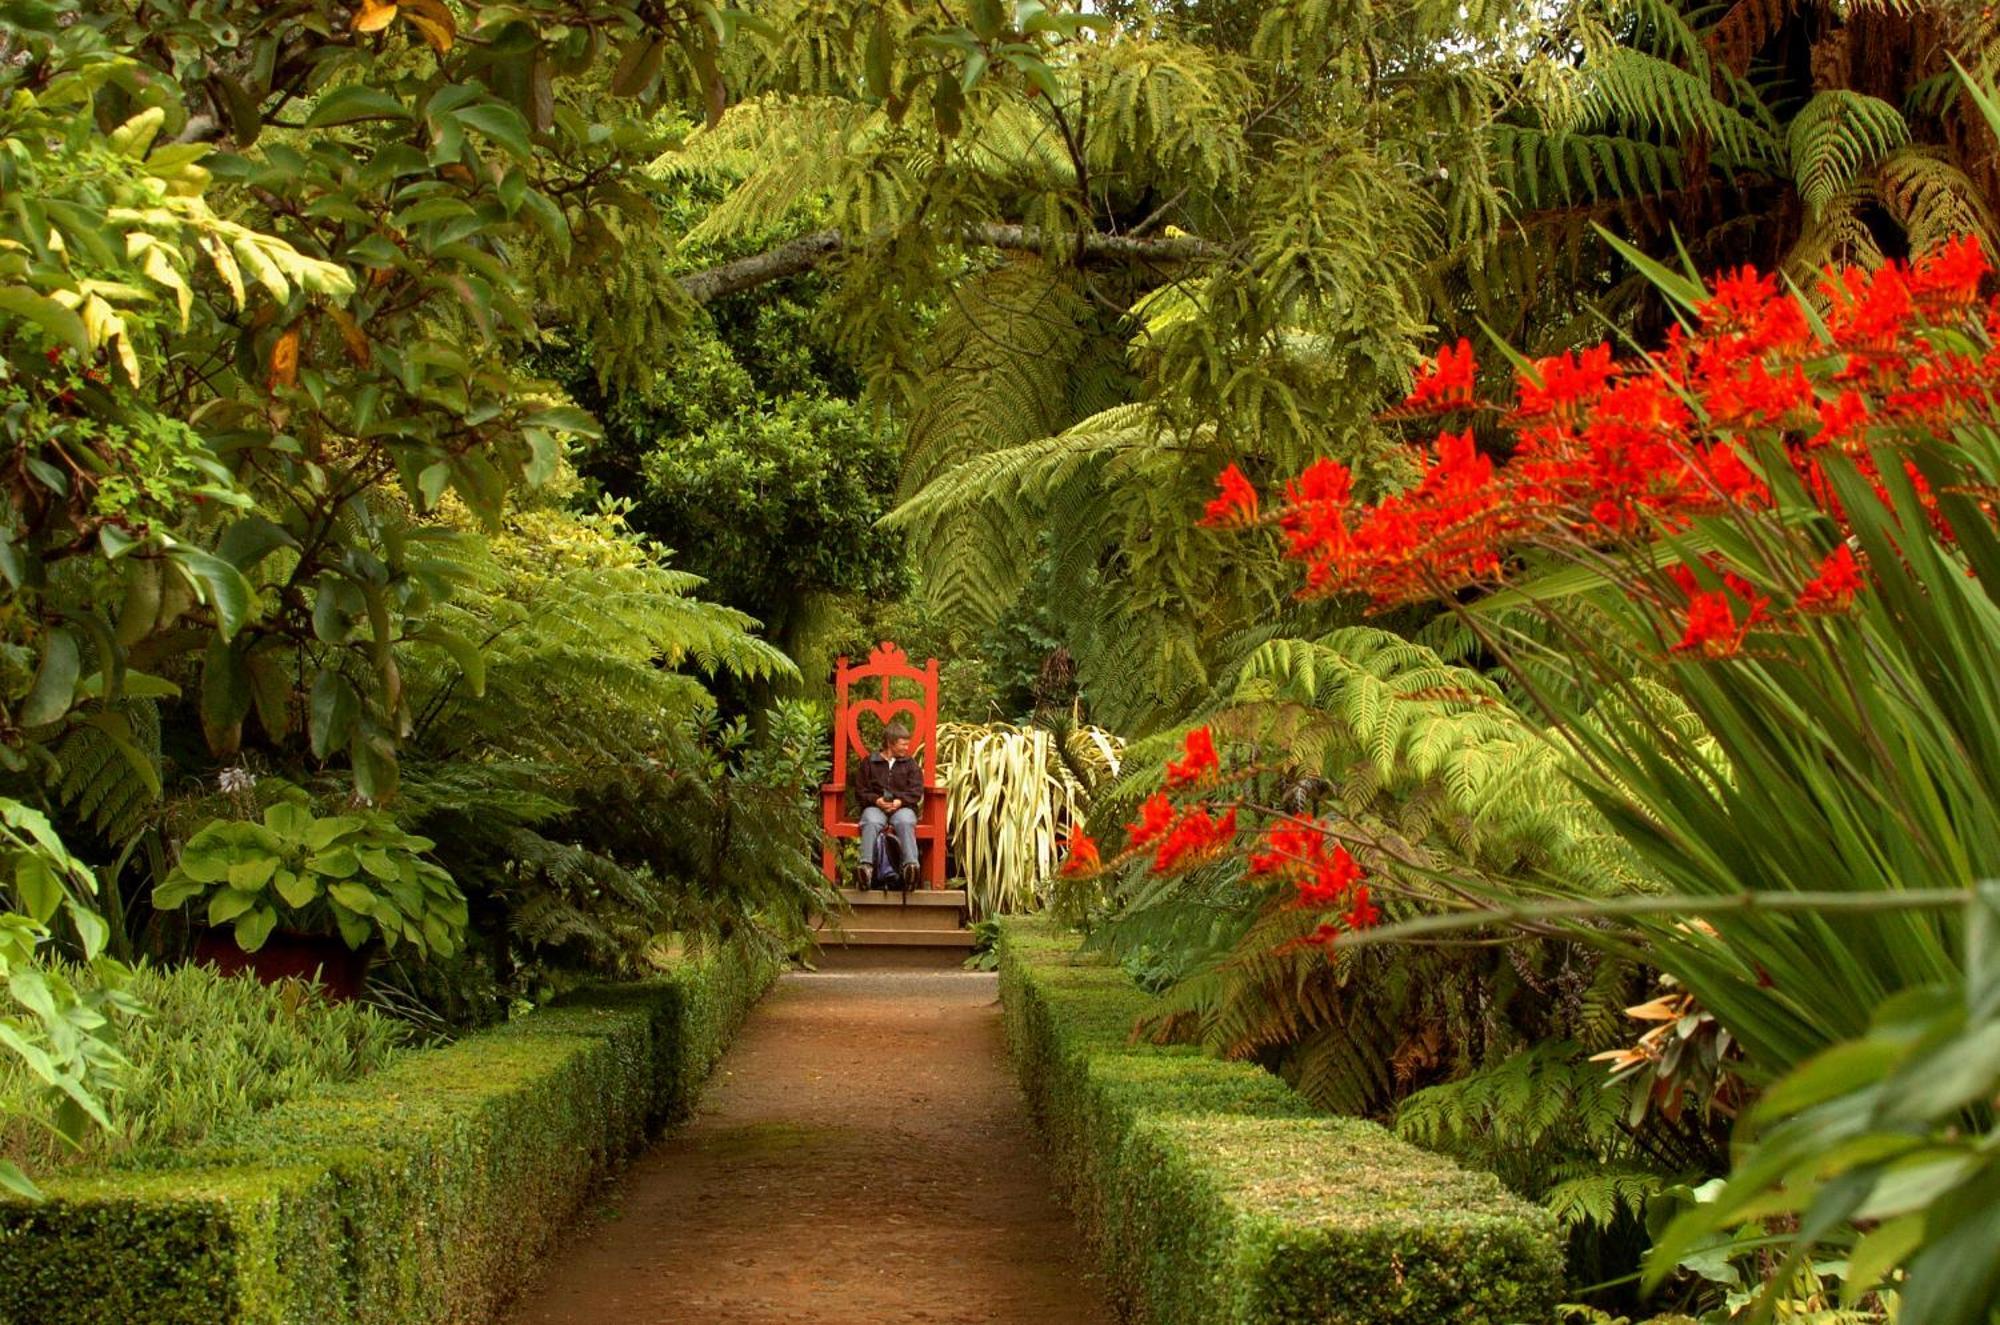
[1787,90,1911,218]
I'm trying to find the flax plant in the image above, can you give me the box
[937,722,1121,919]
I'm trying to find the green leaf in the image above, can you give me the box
[305,86,413,128]
[310,846,361,879]
[14,855,63,924]
[152,872,209,908]
[456,102,532,160]
[352,728,399,802]
[226,857,278,891]
[327,881,379,913]
[19,628,80,727]
[272,870,318,909]
[199,635,250,757]
[334,907,372,949]
[167,545,256,640]
[609,37,665,98]
[0,287,89,356]
[0,1158,44,1203]
[262,800,313,841]
[233,904,277,952]
[304,816,364,851]
[207,888,260,924]
[309,668,359,761]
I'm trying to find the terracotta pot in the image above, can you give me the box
[192,929,373,1001]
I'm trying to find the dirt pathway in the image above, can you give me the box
[502,969,1114,1325]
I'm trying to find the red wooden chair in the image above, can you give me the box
[821,642,949,890]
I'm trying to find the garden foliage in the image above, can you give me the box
[0,938,777,1324]
[997,916,1562,1325]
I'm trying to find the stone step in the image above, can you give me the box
[821,903,966,933]
[814,927,980,949]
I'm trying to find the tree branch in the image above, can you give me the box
[676,224,1222,304]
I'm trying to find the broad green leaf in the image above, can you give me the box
[272,870,317,909]
[13,856,63,924]
[233,905,277,952]
[0,287,90,356]
[18,628,80,727]
[305,86,412,127]
[199,636,250,756]
[309,668,359,760]
[207,888,260,924]
[226,857,278,891]
[168,545,256,639]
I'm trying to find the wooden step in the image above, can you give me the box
[813,927,980,948]
[837,888,966,907]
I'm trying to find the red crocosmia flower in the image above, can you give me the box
[1403,338,1477,411]
[1672,590,1745,657]
[1165,726,1221,788]
[1249,821,1328,875]
[1797,544,1865,612]
[1293,846,1363,907]
[1514,344,1616,419]
[1721,570,1772,626]
[1813,390,1870,450]
[1286,457,1354,507]
[1702,266,1779,328]
[1344,885,1381,930]
[1199,464,1260,527]
[1125,793,1176,848]
[1910,234,1989,309]
[1150,805,1237,874]
[1059,830,1101,877]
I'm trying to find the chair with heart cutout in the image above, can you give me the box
[821,641,949,890]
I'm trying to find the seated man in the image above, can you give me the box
[854,722,924,890]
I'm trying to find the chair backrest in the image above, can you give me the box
[830,642,939,788]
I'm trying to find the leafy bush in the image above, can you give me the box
[998,916,1562,1325]
[0,939,778,1324]
[153,796,466,957]
[0,962,404,1177]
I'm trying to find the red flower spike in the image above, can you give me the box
[1165,727,1221,788]
[1344,885,1381,930]
[1403,338,1478,412]
[1672,591,1745,658]
[1797,544,1866,612]
[1125,793,1176,848]
[1199,464,1260,528]
[1292,845,1364,908]
[1059,829,1101,877]
[1149,805,1237,874]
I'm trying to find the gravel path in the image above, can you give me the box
[501,969,1114,1325]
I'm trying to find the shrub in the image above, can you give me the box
[0,939,778,1324]
[998,917,1562,1325]
[0,963,404,1176]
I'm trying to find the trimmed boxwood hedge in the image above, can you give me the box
[998,917,1563,1325]
[0,939,778,1325]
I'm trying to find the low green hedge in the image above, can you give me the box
[998,917,1563,1325]
[0,939,778,1325]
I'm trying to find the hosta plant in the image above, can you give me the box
[155,796,467,957]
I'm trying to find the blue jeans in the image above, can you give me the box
[859,806,919,875]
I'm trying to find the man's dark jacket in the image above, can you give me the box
[853,751,925,812]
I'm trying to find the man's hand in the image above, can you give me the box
[876,796,895,811]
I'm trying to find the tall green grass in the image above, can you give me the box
[0,964,405,1172]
